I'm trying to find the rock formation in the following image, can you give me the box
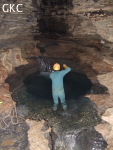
[0,0,113,150]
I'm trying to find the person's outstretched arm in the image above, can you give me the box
[60,64,71,76]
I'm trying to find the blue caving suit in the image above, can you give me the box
[50,67,71,111]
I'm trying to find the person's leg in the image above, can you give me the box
[58,89,71,116]
[52,91,59,111]
[59,89,67,110]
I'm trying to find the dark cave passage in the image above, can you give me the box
[23,71,93,101]
[37,0,73,34]
[23,69,108,102]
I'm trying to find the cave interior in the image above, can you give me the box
[0,0,113,149]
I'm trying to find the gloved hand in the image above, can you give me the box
[63,64,68,69]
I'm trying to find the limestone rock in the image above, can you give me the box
[95,108,113,150]
[0,83,15,117]
[0,47,28,73]
[95,122,112,141]
[86,94,113,116]
[97,72,113,96]
[26,119,51,150]
[0,62,8,85]
[0,0,39,44]
[102,108,113,125]
[42,0,113,42]
[68,16,96,36]
[92,61,113,74]
[93,16,113,42]
[72,0,113,14]
[21,42,41,58]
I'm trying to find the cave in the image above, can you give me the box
[0,0,113,150]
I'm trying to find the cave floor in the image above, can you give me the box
[0,81,101,150]
[11,83,101,132]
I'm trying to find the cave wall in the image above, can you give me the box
[71,0,113,42]
[0,0,113,80]
[72,0,113,13]
[41,0,113,42]
[0,0,41,118]
[0,0,42,85]
[0,0,38,48]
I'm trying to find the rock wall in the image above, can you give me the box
[0,47,28,73]
[97,72,113,96]
[0,0,41,123]
[0,0,39,48]
[95,108,113,150]
[41,0,113,42]
[26,119,51,150]
[71,0,113,42]
[72,0,113,13]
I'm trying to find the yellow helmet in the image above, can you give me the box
[53,63,60,70]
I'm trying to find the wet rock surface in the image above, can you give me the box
[3,57,109,150]
[10,81,107,150]
[0,112,29,150]
[55,127,107,150]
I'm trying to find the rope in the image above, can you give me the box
[0,101,25,129]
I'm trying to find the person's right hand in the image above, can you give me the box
[63,64,68,69]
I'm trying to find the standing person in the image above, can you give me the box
[50,63,71,114]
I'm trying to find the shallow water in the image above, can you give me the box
[11,83,100,129]
[11,73,107,150]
